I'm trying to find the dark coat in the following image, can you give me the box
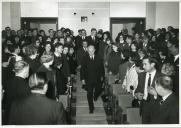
[3,76,31,121]
[74,35,84,50]
[80,54,104,85]
[151,93,179,124]
[9,93,67,125]
[86,36,99,51]
[107,51,122,75]
[76,47,88,66]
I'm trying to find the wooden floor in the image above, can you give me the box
[75,73,107,124]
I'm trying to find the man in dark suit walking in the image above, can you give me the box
[135,56,162,124]
[81,45,104,113]
[151,75,179,124]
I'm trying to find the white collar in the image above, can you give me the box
[146,69,156,76]
[174,54,179,61]
[162,92,172,101]
[54,52,60,57]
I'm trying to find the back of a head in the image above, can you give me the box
[24,44,38,57]
[156,75,173,91]
[29,72,48,90]
[14,60,29,74]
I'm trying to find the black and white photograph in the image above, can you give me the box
[1,0,180,127]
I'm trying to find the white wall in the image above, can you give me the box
[146,2,156,29]
[110,2,146,17]
[10,2,21,30]
[58,2,110,35]
[2,2,11,29]
[155,2,179,29]
[21,2,58,17]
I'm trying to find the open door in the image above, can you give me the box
[21,17,58,35]
[110,18,145,42]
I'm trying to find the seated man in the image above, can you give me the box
[9,72,67,125]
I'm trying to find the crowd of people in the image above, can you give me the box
[1,25,179,124]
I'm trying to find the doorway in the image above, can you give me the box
[110,18,145,42]
[21,17,58,35]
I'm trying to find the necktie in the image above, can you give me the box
[159,97,164,105]
[147,74,151,101]
[148,74,151,87]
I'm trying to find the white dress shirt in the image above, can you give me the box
[162,92,172,101]
[143,69,157,100]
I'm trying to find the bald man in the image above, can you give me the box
[80,45,105,113]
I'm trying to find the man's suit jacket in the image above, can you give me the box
[80,54,104,85]
[151,93,179,124]
[75,35,84,50]
[9,93,67,125]
[76,47,88,66]
[86,36,99,51]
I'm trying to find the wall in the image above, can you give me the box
[58,2,110,35]
[21,2,58,17]
[146,2,156,29]
[155,2,179,29]
[10,2,21,30]
[2,2,11,29]
[110,2,146,17]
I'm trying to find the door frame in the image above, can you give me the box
[21,17,58,30]
[110,17,146,37]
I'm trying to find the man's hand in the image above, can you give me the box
[57,64,62,69]
[135,92,144,100]
[148,87,157,97]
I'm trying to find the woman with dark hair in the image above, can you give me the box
[98,31,111,60]
[130,41,139,53]
[9,72,67,125]
[122,52,140,94]
[107,43,122,83]
[23,44,41,76]
[42,42,53,56]
[103,38,112,68]
[118,50,130,84]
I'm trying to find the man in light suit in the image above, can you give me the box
[81,45,104,113]
[135,56,162,124]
